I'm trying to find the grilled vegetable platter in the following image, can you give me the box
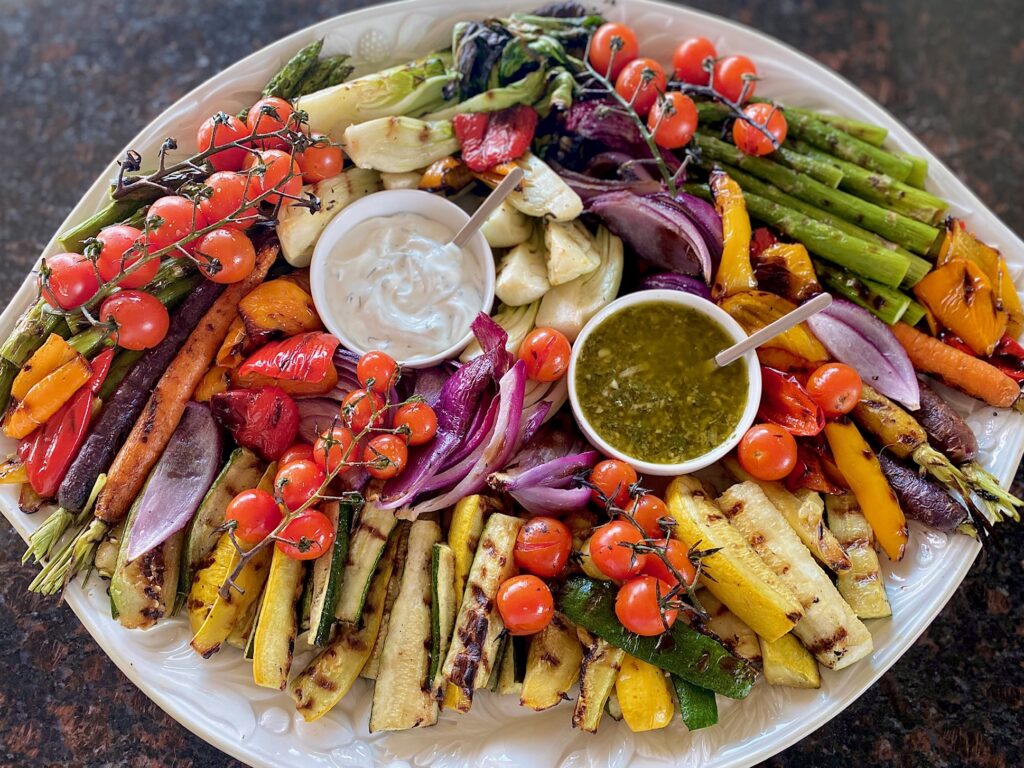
[1,0,1021,754]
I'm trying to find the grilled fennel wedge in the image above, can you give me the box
[718,482,873,670]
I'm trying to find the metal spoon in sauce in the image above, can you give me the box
[449,166,525,248]
[713,292,833,368]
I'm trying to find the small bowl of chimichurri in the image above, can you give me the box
[568,290,762,476]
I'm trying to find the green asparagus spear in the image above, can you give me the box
[814,262,911,324]
[774,145,844,188]
[97,350,144,401]
[694,133,941,255]
[299,55,355,95]
[783,107,889,147]
[0,359,17,414]
[0,302,70,367]
[902,299,927,327]
[684,183,909,287]
[897,152,929,189]
[57,200,146,252]
[262,40,323,99]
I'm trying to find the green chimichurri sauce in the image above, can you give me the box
[575,301,749,464]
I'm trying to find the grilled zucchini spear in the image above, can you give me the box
[521,612,583,711]
[759,633,821,689]
[825,493,892,619]
[573,628,624,733]
[695,587,762,663]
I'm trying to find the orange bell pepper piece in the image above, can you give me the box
[751,242,821,303]
[3,355,93,439]
[710,170,756,301]
[194,366,232,402]
[914,260,1006,356]
[11,333,78,401]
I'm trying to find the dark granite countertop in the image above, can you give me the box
[0,1,1022,766]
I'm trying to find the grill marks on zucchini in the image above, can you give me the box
[252,548,306,690]
[308,500,354,647]
[826,493,892,619]
[362,522,409,680]
[430,543,458,696]
[573,628,624,733]
[521,612,583,710]
[334,492,398,624]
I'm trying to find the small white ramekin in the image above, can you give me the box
[567,289,762,476]
[309,189,495,368]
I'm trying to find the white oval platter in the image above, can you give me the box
[2,1,1022,767]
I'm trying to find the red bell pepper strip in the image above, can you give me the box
[452,105,539,172]
[237,332,340,383]
[758,366,825,436]
[17,349,114,498]
[785,436,848,495]
[942,332,1024,383]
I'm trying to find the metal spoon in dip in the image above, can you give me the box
[713,292,833,368]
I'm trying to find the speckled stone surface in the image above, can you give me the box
[0,1,1021,766]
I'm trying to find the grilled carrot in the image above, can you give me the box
[93,239,279,524]
[890,322,1021,408]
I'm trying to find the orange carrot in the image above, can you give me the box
[891,322,1021,409]
[93,239,280,524]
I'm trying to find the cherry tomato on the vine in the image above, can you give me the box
[296,133,344,183]
[39,252,99,310]
[514,517,572,578]
[364,434,408,480]
[647,91,699,149]
[246,97,295,150]
[277,509,336,560]
[672,36,717,85]
[198,171,259,231]
[144,195,206,256]
[275,459,326,513]
[733,103,788,157]
[589,519,647,580]
[737,422,798,481]
[99,290,170,351]
[341,388,387,433]
[519,327,571,382]
[95,225,158,289]
[588,22,639,81]
[244,150,302,208]
[197,113,250,172]
[393,401,438,446]
[627,494,670,538]
[615,576,678,636]
[279,443,315,466]
[590,459,638,508]
[805,363,863,418]
[614,57,667,116]
[641,538,696,588]
[225,488,282,544]
[496,574,554,635]
[313,425,357,475]
[713,54,758,103]
[356,350,399,394]
[195,228,256,284]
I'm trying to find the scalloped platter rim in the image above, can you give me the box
[2,1,1023,767]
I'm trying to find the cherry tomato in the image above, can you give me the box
[641,538,696,588]
[589,520,647,580]
[39,252,99,310]
[588,22,639,81]
[672,36,717,85]
[364,434,408,480]
[246,97,295,150]
[196,113,250,172]
[713,54,758,103]
[225,488,282,544]
[518,327,572,382]
[514,517,572,578]
[733,103,787,157]
[313,425,357,475]
[275,459,326,513]
[279,443,315,466]
[615,576,678,636]
[647,91,699,150]
[144,195,206,256]
[95,225,158,289]
[244,150,302,207]
[806,363,863,418]
[614,58,667,116]
[627,494,670,538]
[496,575,554,636]
[356,350,399,394]
[194,228,256,284]
[198,171,259,231]
[277,509,336,560]
[341,388,387,433]
[393,401,438,446]
[99,290,170,350]
[296,133,343,183]
[589,459,638,508]
[738,422,798,481]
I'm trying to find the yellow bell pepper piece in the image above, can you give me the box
[914,260,1006,357]
[615,655,674,732]
[215,316,247,369]
[11,333,78,401]
[720,290,829,363]
[194,365,231,402]
[710,169,756,301]
[752,242,821,303]
[4,355,93,439]
[0,458,28,485]
[824,421,908,561]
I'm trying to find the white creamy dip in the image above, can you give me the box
[323,212,486,361]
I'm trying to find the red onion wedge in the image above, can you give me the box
[638,272,713,299]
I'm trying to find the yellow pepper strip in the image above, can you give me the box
[824,421,908,561]
[710,169,756,301]
[615,655,674,732]
[215,316,247,369]
[752,242,821,303]
[11,333,78,401]
[252,547,304,690]
[914,260,1006,357]
[237,278,323,339]
[0,457,28,485]
[194,366,231,402]
[3,355,93,439]
[720,290,829,362]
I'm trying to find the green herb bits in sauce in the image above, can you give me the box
[574,301,749,464]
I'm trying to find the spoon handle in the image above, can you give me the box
[715,292,833,368]
[451,167,525,249]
